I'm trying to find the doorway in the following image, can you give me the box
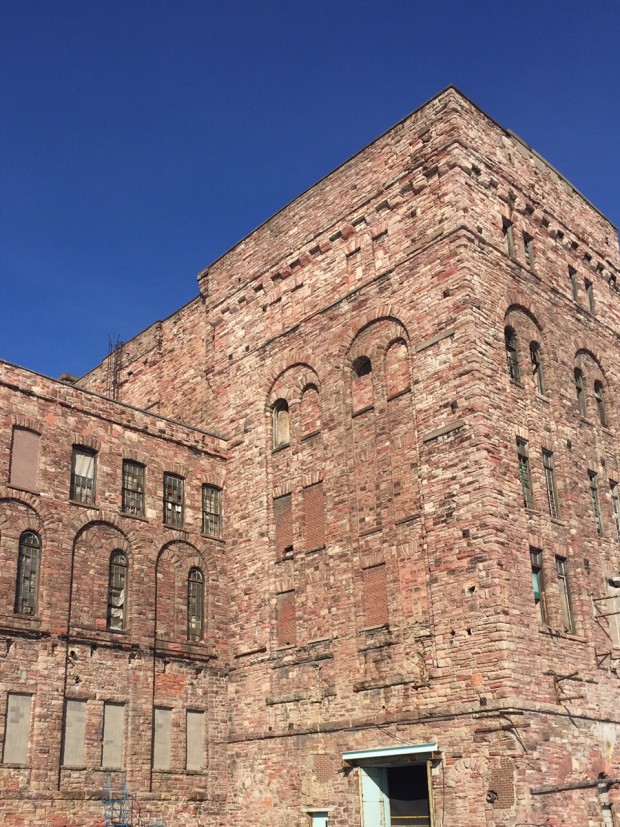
[360,763,432,827]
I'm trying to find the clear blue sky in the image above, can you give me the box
[1,0,619,378]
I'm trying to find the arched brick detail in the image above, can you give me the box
[502,291,540,326]
[202,466,226,490]
[265,360,321,402]
[11,415,43,433]
[70,433,101,452]
[504,302,543,333]
[338,307,409,358]
[73,516,131,549]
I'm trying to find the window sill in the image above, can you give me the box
[305,545,326,555]
[120,511,148,523]
[539,627,587,644]
[272,442,291,454]
[579,416,593,427]
[550,517,567,527]
[1,763,30,769]
[535,393,550,404]
[69,499,99,510]
[301,429,321,442]
[509,379,524,390]
[201,532,225,543]
[387,387,411,402]
[7,484,39,496]
[352,404,374,417]
[162,522,187,532]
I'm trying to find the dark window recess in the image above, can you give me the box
[523,232,534,267]
[71,447,96,504]
[569,266,579,301]
[15,531,41,615]
[542,450,559,520]
[502,217,515,257]
[122,461,145,516]
[517,438,533,509]
[530,547,547,625]
[574,368,587,417]
[585,279,595,313]
[556,557,574,633]
[504,327,520,382]
[163,474,184,527]
[610,481,620,543]
[386,765,431,827]
[588,470,603,536]
[530,342,545,395]
[274,493,293,557]
[107,551,127,631]
[187,568,204,641]
[594,380,607,427]
[202,485,222,537]
[351,355,374,411]
[273,399,290,449]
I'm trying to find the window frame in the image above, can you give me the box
[187,567,204,642]
[272,399,290,449]
[574,368,587,417]
[502,217,515,258]
[584,278,595,313]
[530,547,548,626]
[610,481,620,543]
[568,266,579,301]
[15,531,41,616]
[530,342,546,395]
[201,484,222,538]
[163,473,184,528]
[594,380,607,427]
[107,550,128,631]
[588,470,603,536]
[517,437,534,509]
[70,446,96,505]
[556,556,574,634]
[121,460,145,517]
[542,449,559,520]
[504,327,520,383]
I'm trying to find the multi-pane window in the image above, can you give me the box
[71,447,96,504]
[523,232,534,268]
[107,551,127,631]
[202,485,222,537]
[585,279,595,313]
[273,399,290,449]
[610,481,620,543]
[530,547,547,625]
[588,470,603,536]
[575,368,587,417]
[556,557,574,633]
[594,380,607,427]
[187,568,204,642]
[163,474,184,527]
[502,217,515,257]
[542,450,559,520]
[504,327,520,382]
[517,438,533,509]
[568,266,579,301]
[15,531,41,615]
[122,461,145,516]
[530,342,545,395]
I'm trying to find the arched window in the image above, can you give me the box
[594,380,607,427]
[273,399,290,449]
[529,342,546,395]
[504,327,520,382]
[575,368,587,417]
[107,551,127,631]
[15,531,41,615]
[351,356,373,412]
[300,385,321,437]
[188,568,204,642]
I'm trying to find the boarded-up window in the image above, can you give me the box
[186,710,205,771]
[276,590,296,646]
[301,385,321,436]
[9,428,40,492]
[102,702,124,768]
[304,483,325,550]
[3,693,31,764]
[362,564,388,628]
[153,707,172,770]
[62,699,86,767]
[274,494,293,557]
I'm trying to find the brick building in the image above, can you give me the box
[1,87,620,825]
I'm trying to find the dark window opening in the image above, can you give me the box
[122,460,145,517]
[517,438,533,509]
[568,266,579,301]
[15,531,41,615]
[585,279,595,313]
[386,765,431,827]
[594,380,607,427]
[589,470,603,536]
[188,568,204,642]
[530,547,547,625]
[523,232,534,267]
[352,356,372,378]
[530,342,545,395]
[542,449,559,520]
[107,551,127,631]
[504,327,520,382]
[502,218,515,257]
[556,556,574,633]
[163,473,184,527]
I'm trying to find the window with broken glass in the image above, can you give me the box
[556,557,574,633]
[588,470,603,536]
[202,485,222,537]
[610,481,620,543]
[187,568,204,642]
[163,474,184,527]
[530,342,546,395]
[15,531,41,615]
[107,551,127,631]
[530,547,547,625]
[122,461,145,517]
[517,438,533,509]
[542,450,559,519]
[594,380,607,427]
[71,447,96,504]
[504,327,520,382]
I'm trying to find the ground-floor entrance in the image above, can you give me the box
[359,763,432,827]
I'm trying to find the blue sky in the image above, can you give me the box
[1,0,619,378]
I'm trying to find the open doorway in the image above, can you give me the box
[359,763,432,827]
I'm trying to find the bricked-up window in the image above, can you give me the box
[273,399,290,449]
[362,563,389,628]
[276,590,296,646]
[542,450,559,520]
[202,485,222,537]
[163,473,184,527]
[502,217,515,257]
[301,384,321,437]
[575,368,587,417]
[530,547,547,625]
[71,447,96,504]
[101,702,124,769]
[569,267,579,301]
[62,699,86,767]
[3,693,32,764]
[187,568,204,642]
[585,278,595,313]
[274,494,293,557]
[594,380,607,427]
[611,481,620,543]
[152,707,172,770]
[516,438,533,509]
[122,460,144,516]
[304,482,325,551]
[9,428,40,492]
[504,327,520,382]
[530,342,546,395]
[15,531,41,615]
[523,232,534,268]
[589,470,603,536]
[107,551,127,631]
[556,557,574,633]
[186,710,205,772]
[351,355,373,411]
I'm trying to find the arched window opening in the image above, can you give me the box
[351,356,373,412]
[273,399,290,449]
[530,342,546,395]
[575,368,587,417]
[504,327,520,382]
[385,340,410,398]
[107,551,127,631]
[188,568,204,642]
[300,385,321,437]
[594,380,607,427]
[15,531,41,615]
[352,356,372,378]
